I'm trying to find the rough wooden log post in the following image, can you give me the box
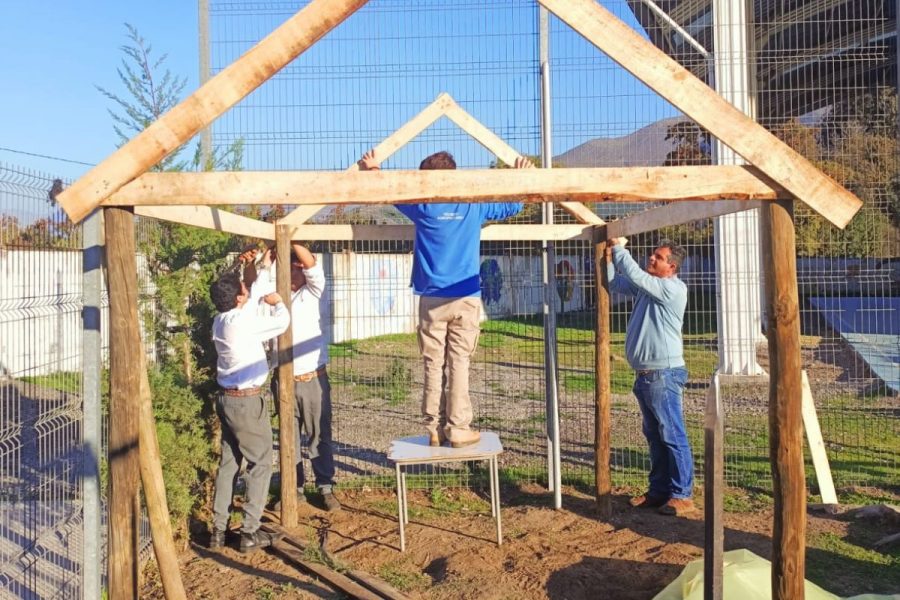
[276,225,298,527]
[704,374,724,600]
[104,207,141,599]
[594,231,612,518]
[138,355,187,600]
[760,200,806,600]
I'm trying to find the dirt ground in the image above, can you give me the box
[140,483,899,600]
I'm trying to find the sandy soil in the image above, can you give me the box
[140,483,898,600]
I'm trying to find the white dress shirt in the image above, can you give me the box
[212,276,289,389]
[289,264,329,375]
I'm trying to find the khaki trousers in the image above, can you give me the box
[417,295,482,435]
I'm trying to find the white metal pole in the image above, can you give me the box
[540,6,563,509]
[712,0,765,376]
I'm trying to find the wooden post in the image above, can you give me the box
[138,356,187,600]
[760,200,806,600]
[594,232,612,518]
[276,225,298,527]
[104,207,141,599]
[704,374,724,600]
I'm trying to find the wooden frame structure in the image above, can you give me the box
[56,1,864,599]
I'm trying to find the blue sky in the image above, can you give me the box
[0,1,673,181]
[0,1,198,180]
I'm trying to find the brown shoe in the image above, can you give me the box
[658,498,696,516]
[427,428,447,447]
[629,494,668,509]
[447,429,481,448]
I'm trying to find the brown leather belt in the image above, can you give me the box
[294,365,326,383]
[221,386,262,397]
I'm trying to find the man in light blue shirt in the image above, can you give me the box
[360,149,530,447]
[607,236,695,516]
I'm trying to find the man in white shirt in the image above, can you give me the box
[209,254,289,553]
[250,243,340,512]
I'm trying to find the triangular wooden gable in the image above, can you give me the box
[57,0,862,230]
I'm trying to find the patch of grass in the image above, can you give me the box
[254,585,276,600]
[20,371,82,394]
[377,561,430,593]
[563,373,594,392]
[329,339,360,358]
[807,531,900,594]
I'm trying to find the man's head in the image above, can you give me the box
[210,272,248,312]
[419,151,456,170]
[647,239,686,278]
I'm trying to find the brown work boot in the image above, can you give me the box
[629,493,668,509]
[658,498,696,516]
[427,427,448,447]
[447,429,481,448]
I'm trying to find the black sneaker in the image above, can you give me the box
[209,529,226,550]
[322,492,342,512]
[239,529,282,554]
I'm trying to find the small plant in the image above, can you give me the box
[254,585,276,600]
[377,561,430,592]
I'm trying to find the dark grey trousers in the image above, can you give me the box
[286,372,335,492]
[212,393,273,533]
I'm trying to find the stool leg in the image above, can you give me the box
[401,470,409,524]
[493,457,502,546]
[395,463,405,552]
[488,458,496,518]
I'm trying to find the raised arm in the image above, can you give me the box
[292,241,325,298]
[610,243,675,303]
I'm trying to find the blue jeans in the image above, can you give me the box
[633,367,693,499]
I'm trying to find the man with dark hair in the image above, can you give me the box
[607,237,695,516]
[208,252,290,552]
[359,149,531,448]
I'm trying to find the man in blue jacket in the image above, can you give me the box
[360,149,531,447]
[607,236,695,516]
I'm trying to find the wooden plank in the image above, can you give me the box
[443,97,604,225]
[760,200,806,600]
[800,371,838,505]
[135,206,275,239]
[269,540,383,600]
[137,354,187,600]
[539,0,863,228]
[275,226,298,528]
[704,373,724,600]
[107,166,789,207]
[57,0,369,224]
[104,207,141,600]
[286,223,592,241]
[280,93,454,225]
[594,237,612,519]
[606,200,764,239]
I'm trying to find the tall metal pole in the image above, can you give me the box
[198,0,213,168]
[712,0,764,377]
[81,210,102,600]
[539,6,562,509]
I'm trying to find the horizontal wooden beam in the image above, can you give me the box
[540,0,863,228]
[605,200,765,239]
[285,223,592,241]
[56,0,369,224]
[107,166,789,208]
[135,206,275,239]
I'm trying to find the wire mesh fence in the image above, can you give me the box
[0,164,155,598]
